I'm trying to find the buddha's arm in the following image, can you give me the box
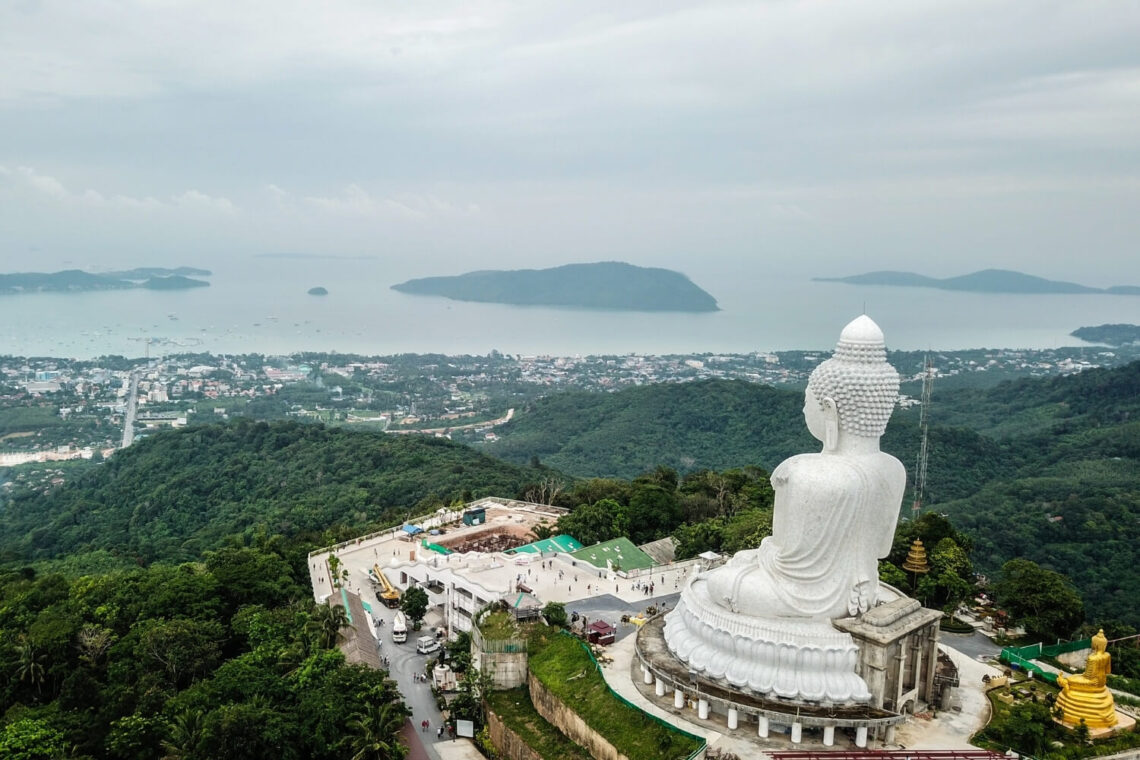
[872,456,907,558]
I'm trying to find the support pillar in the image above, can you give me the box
[790,722,802,744]
[758,716,769,738]
[643,667,654,685]
[655,677,666,697]
[885,725,897,745]
[698,699,709,720]
[674,688,685,709]
[823,725,835,746]
[856,726,868,748]
[727,708,738,730]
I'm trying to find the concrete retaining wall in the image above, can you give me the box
[528,672,628,760]
[487,707,544,760]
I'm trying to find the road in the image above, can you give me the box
[370,601,449,760]
[939,629,1002,661]
[386,408,514,436]
[120,370,141,448]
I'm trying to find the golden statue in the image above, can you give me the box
[1055,629,1118,729]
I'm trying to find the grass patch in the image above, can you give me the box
[479,610,521,641]
[528,630,701,760]
[486,688,593,760]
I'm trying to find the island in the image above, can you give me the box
[140,275,210,290]
[814,269,1139,295]
[0,268,211,296]
[391,261,718,312]
[105,266,212,280]
[308,286,329,296]
[1072,324,1140,346]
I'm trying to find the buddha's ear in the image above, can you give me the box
[821,397,839,451]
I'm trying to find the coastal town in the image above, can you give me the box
[1,342,1135,485]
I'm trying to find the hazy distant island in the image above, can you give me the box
[104,266,212,280]
[308,286,328,296]
[1072,324,1140,346]
[392,261,719,312]
[0,268,210,295]
[814,268,1140,295]
[140,275,210,290]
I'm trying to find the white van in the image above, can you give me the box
[416,636,441,655]
[392,611,407,643]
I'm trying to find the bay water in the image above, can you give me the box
[1,257,1137,359]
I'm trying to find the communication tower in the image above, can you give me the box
[911,356,934,519]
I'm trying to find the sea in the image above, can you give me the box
[2,257,1138,359]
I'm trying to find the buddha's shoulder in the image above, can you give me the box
[774,453,905,482]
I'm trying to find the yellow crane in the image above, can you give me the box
[373,564,401,608]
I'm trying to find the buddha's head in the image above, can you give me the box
[1093,629,1108,654]
[807,315,900,444]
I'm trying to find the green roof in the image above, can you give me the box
[510,534,584,554]
[570,537,656,572]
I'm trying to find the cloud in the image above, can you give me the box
[173,189,237,214]
[0,165,235,214]
[0,2,1138,279]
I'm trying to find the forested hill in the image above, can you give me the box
[489,363,1140,625]
[0,419,541,566]
[486,379,1011,502]
[930,360,1140,624]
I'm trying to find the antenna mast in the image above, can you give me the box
[911,356,934,519]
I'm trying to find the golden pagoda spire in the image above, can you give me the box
[902,538,930,574]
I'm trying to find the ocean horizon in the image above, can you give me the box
[0,258,1136,359]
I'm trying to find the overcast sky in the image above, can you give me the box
[1,0,1138,283]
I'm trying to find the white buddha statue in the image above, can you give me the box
[664,315,906,704]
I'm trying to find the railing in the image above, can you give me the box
[618,557,702,580]
[1000,636,1092,685]
[308,507,464,557]
[307,497,568,559]
[470,612,527,654]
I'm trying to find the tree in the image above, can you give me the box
[76,624,115,666]
[108,713,168,760]
[542,601,568,628]
[449,667,493,728]
[400,587,429,628]
[327,554,348,589]
[343,702,408,760]
[555,499,621,546]
[444,632,472,673]
[138,618,224,689]
[672,521,723,560]
[14,637,46,696]
[199,701,299,760]
[998,701,1051,757]
[623,484,682,544]
[160,710,205,760]
[308,603,351,650]
[994,559,1085,642]
[0,718,68,760]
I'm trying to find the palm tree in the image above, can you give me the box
[307,602,351,649]
[328,554,348,589]
[15,637,46,696]
[343,702,408,760]
[160,709,204,760]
